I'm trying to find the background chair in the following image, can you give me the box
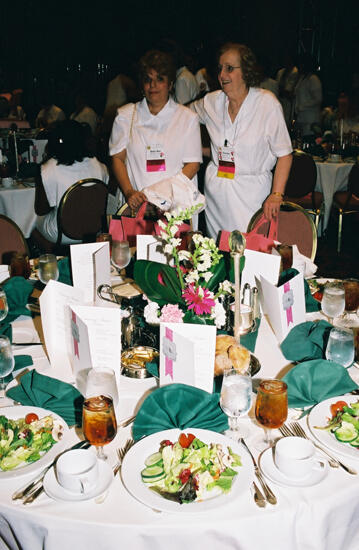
[56,178,109,246]
[247,201,317,261]
[0,214,29,263]
[283,150,324,232]
[332,163,359,253]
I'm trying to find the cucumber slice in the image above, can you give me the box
[144,452,163,467]
[141,465,165,479]
[334,421,358,443]
[350,435,359,447]
[142,472,166,484]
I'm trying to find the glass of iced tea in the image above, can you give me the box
[255,379,288,448]
[82,395,117,460]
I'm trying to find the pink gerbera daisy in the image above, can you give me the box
[182,284,215,315]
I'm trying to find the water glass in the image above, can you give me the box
[326,327,355,368]
[0,290,9,322]
[38,254,59,285]
[220,368,252,438]
[111,240,131,281]
[321,283,345,324]
[0,335,15,398]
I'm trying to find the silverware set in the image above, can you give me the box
[240,438,277,507]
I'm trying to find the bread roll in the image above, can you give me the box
[214,335,250,376]
[215,334,236,354]
[228,344,250,373]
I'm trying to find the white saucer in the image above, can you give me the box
[43,460,113,502]
[259,447,328,488]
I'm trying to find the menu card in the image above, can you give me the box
[241,249,281,298]
[257,271,306,342]
[159,322,216,393]
[70,242,111,304]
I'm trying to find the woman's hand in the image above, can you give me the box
[126,189,147,209]
[263,193,282,221]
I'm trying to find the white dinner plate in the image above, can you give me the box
[121,428,254,513]
[11,326,40,346]
[0,406,69,479]
[259,447,328,487]
[308,395,359,460]
[44,459,113,502]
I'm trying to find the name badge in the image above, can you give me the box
[217,146,235,179]
[146,144,166,172]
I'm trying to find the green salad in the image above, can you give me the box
[0,412,65,471]
[141,432,242,504]
[315,399,359,446]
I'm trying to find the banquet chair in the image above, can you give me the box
[283,150,324,232]
[0,214,29,264]
[332,163,359,253]
[56,178,109,247]
[247,201,317,261]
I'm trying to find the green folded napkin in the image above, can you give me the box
[279,268,320,313]
[280,320,332,362]
[6,370,84,426]
[3,355,33,384]
[282,359,359,409]
[58,257,73,286]
[241,318,261,352]
[132,383,228,441]
[3,276,33,323]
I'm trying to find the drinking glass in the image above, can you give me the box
[255,379,288,448]
[111,240,131,282]
[220,368,252,439]
[0,290,9,322]
[326,327,355,368]
[337,279,359,328]
[82,395,117,460]
[85,368,119,408]
[321,282,345,324]
[38,254,59,285]
[0,336,15,399]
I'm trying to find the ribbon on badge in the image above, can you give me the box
[71,311,80,358]
[163,327,177,379]
[282,282,294,327]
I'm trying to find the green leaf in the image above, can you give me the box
[133,260,184,306]
[203,257,227,292]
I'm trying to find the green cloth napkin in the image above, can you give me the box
[58,257,73,286]
[3,355,33,384]
[132,383,228,441]
[280,320,332,362]
[6,370,84,427]
[282,359,359,409]
[279,268,320,313]
[2,276,33,323]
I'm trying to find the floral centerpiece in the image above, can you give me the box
[133,205,244,328]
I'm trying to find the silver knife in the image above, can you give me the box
[240,438,277,505]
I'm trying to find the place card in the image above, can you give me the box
[70,242,111,304]
[159,322,216,393]
[257,271,306,342]
[136,235,172,265]
[241,249,281,292]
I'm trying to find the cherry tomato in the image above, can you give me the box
[330,401,348,418]
[179,468,191,484]
[178,433,196,448]
[25,413,39,424]
[313,291,323,302]
[187,433,196,445]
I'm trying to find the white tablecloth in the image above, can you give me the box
[0,182,36,238]
[1,315,359,550]
[315,161,354,230]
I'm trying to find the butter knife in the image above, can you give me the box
[240,438,277,505]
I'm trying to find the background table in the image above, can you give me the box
[0,181,36,238]
[315,161,354,231]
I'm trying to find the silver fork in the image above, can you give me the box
[289,422,357,476]
[279,425,338,468]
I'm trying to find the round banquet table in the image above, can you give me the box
[315,161,354,231]
[0,181,36,238]
[1,314,359,550]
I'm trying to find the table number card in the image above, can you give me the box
[159,322,216,393]
[70,242,111,304]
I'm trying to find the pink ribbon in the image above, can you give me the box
[165,327,173,379]
[283,282,293,327]
[72,311,79,358]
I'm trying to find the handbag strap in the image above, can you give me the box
[135,201,148,219]
[249,214,278,241]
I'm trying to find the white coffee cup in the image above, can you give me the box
[2,177,14,188]
[274,437,322,479]
[56,449,99,494]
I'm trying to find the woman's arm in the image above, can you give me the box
[263,153,292,220]
[34,171,52,215]
[111,150,146,209]
[182,162,200,180]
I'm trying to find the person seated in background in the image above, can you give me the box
[35,94,66,130]
[103,70,140,134]
[8,89,26,120]
[160,39,199,104]
[294,53,322,137]
[258,54,279,97]
[31,120,108,247]
[276,53,299,128]
[70,91,98,134]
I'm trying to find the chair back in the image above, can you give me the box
[247,201,317,260]
[0,214,29,263]
[284,150,317,198]
[57,179,108,245]
[348,163,359,198]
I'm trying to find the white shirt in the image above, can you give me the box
[175,67,200,104]
[109,97,202,192]
[191,88,292,238]
[36,157,109,243]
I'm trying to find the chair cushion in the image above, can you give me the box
[333,191,359,210]
[283,192,324,211]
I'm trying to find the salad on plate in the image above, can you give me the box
[141,432,242,504]
[314,399,359,447]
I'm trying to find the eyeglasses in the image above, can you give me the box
[217,64,241,74]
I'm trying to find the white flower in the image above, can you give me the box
[170,224,180,236]
[192,233,204,246]
[202,271,213,282]
[169,237,181,248]
[178,250,191,261]
[164,212,172,221]
[144,302,160,325]
[185,270,200,284]
[164,244,173,255]
[219,280,234,294]
[211,300,226,328]
[157,219,167,229]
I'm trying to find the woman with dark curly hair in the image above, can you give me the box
[191,43,292,238]
[109,49,202,211]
